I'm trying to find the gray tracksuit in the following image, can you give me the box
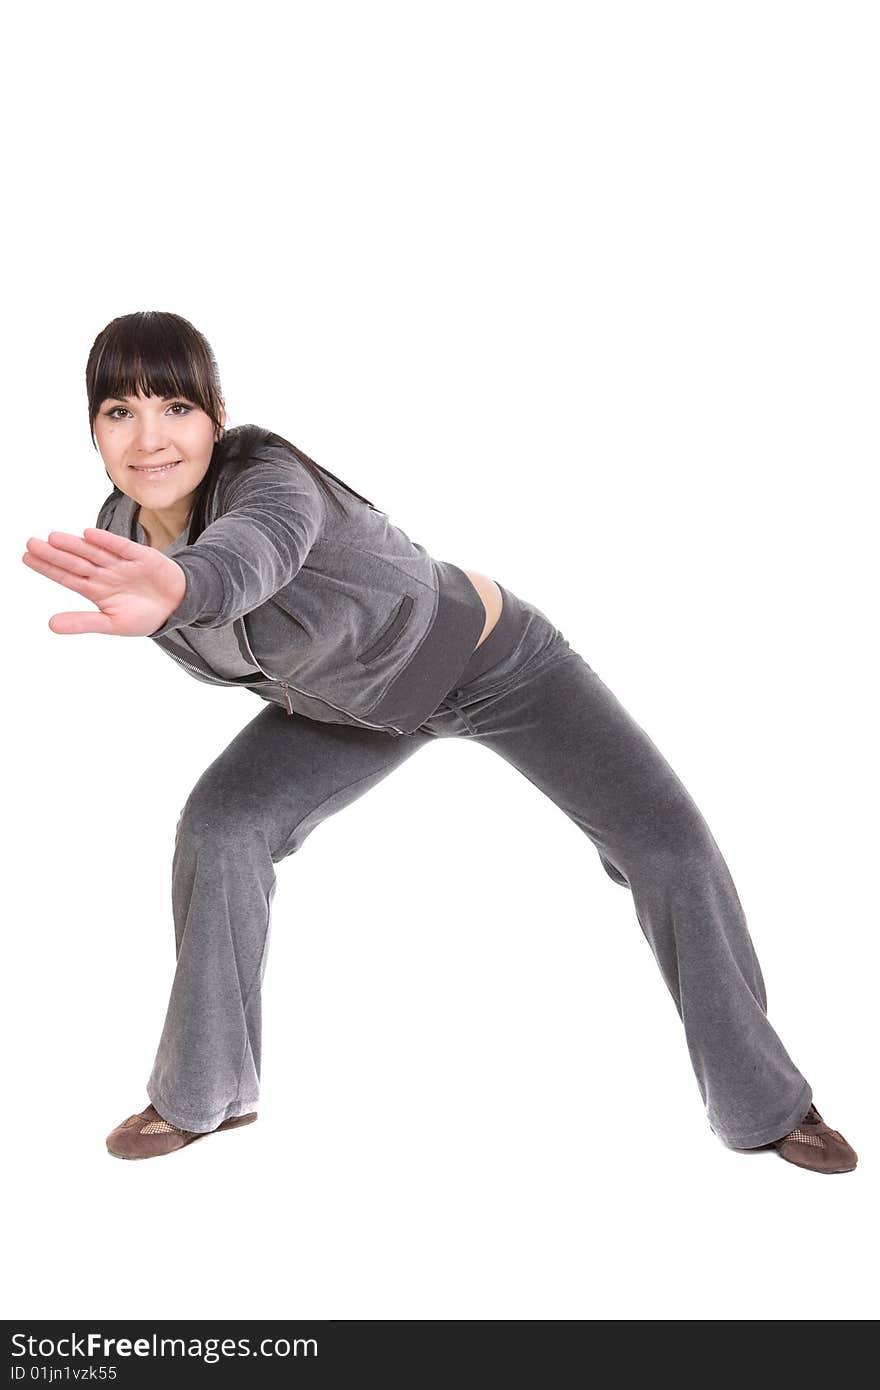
[95,429,813,1151]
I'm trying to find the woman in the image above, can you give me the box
[22,310,856,1174]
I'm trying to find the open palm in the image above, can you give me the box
[22,528,187,636]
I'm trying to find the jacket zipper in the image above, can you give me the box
[159,626,406,736]
[232,616,408,733]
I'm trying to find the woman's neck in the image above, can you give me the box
[136,503,190,550]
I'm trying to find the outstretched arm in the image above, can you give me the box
[86,454,326,637]
[30,454,328,638]
[22,528,188,637]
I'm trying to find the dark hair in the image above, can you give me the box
[85,310,380,538]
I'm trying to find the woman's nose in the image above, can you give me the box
[134,422,173,450]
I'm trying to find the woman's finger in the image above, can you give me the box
[25,529,141,576]
[22,549,103,596]
[48,610,118,636]
[22,551,118,632]
[24,537,98,582]
[83,527,146,562]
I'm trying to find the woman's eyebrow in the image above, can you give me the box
[106,394,187,403]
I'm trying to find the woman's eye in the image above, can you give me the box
[104,402,193,420]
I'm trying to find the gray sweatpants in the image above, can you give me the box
[146,584,812,1149]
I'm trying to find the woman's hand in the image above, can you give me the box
[22,528,187,636]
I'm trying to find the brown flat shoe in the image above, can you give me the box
[774,1103,857,1175]
[106,1102,257,1160]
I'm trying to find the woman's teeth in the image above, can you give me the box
[132,461,181,478]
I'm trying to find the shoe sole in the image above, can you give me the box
[775,1153,857,1174]
[107,1110,258,1160]
[726,1140,857,1173]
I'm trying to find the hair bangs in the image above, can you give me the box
[87,311,225,445]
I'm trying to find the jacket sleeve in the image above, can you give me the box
[147,456,327,637]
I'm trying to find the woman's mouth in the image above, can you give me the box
[130,460,182,478]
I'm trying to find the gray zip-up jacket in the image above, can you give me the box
[95,426,487,736]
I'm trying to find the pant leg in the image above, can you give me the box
[436,638,812,1150]
[146,703,433,1133]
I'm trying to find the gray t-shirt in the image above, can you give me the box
[110,495,262,681]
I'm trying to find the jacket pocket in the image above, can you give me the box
[356,593,415,664]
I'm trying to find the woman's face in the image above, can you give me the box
[93,389,226,513]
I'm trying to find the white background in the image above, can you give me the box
[4,0,877,1321]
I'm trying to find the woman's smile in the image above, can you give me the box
[130,460,182,478]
